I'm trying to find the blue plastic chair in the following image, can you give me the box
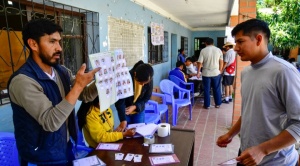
[159,79,192,126]
[144,100,161,124]
[74,117,93,159]
[169,75,195,105]
[151,92,169,123]
[0,132,19,166]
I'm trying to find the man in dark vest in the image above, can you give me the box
[8,18,100,166]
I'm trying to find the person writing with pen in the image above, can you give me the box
[77,96,136,148]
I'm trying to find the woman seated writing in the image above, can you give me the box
[77,96,136,148]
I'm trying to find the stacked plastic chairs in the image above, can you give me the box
[0,132,19,166]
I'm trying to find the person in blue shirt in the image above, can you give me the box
[177,48,186,63]
[169,61,186,82]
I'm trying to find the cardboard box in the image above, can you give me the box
[151,86,162,103]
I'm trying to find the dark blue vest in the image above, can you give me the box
[8,56,77,165]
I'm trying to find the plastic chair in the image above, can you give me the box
[159,79,192,126]
[144,100,161,124]
[151,92,169,123]
[169,75,195,105]
[0,132,19,166]
[74,117,93,159]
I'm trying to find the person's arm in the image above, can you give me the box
[8,64,99,132]
[219,59,223,74]
[65,64,100,105]
[197,62,202,78]
[85,109,123,143]
[134,79,153,113]
[236,130,297,165]
[216,116,241,147]
[114,98,127,131]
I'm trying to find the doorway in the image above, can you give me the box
[171,33,177,69]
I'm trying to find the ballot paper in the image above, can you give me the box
[133,154,142,163]
[115,153,124,160]
[124,153,134,161]
[149,144,174,154]
[218,158,239,165]
[149,154,180,165]
[127,123,158,137]
[96,143,123,151]
[73,155,106,166]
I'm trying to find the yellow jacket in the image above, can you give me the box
[83,106,123,148]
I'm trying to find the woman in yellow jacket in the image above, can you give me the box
[77,97,135,148]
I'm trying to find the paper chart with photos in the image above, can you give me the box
[89,49,133,113]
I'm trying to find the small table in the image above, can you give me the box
[89,128,195,166]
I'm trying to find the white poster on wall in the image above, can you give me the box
[89,49,133,113]
[151,22,164,46]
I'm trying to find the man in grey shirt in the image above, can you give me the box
[216,19,300,165]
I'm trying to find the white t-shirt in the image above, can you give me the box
[197,45,223,77]
[223,48,236,76]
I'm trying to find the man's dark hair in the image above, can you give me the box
[135,63,154,82]
[185,57,193,62]
[205,38,214,45]
[231,19,271,42]
[22,18,63,53]
[176,61,184,67]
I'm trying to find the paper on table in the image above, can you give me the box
[218,158,238,165]
[149,154,180,165]
[73,155,106,166]
[189,76,202,80]
[96,143,123,151]
[149,144,174,153]
[135,123,158,137]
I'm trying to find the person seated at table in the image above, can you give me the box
[169,61,187,82]
[115,60,154,131]
[184,57,201,96]
[77,96,136,148]
[184,57,198,77]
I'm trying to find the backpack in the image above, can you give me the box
[225,58,236,74]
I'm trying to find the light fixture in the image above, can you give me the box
[8,1,13,5]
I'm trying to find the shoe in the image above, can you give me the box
[222,99,229,104]
[203,106,210,109]
[194,92,200,96]
[215,105,220,108]
[229,99,233,102]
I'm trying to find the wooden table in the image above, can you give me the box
[89,128,195,166]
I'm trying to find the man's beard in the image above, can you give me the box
[39,52,61,66]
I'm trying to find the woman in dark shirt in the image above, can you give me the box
[115,60,154,131]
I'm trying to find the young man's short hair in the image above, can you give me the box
[231,19,271,42]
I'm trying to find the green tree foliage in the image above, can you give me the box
[257,0,300,52]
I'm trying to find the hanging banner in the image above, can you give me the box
[151,22,164,46]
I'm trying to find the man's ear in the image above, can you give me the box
[27,39,38,52]
[134,72,136,77]
[256,34,263,46]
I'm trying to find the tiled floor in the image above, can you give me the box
[0,97,240,166]
[164,97,240,166]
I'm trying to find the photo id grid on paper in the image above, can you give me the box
[89,49,133,113]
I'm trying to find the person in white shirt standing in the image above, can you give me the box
[197,38,223,109]
[221,42,236,104]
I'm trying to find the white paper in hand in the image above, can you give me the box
[218,158,238,165]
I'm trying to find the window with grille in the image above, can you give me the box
[147,27,168,65]
[0,0,99,90]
